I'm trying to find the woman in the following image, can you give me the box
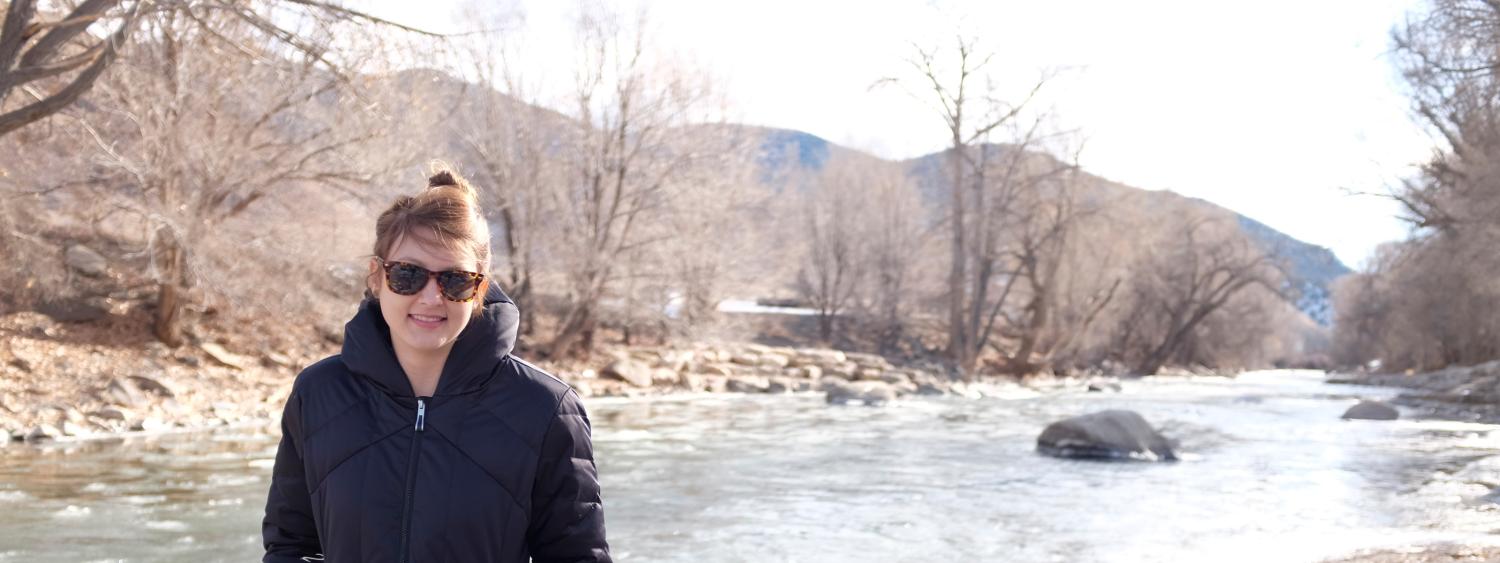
[262,167,610,563]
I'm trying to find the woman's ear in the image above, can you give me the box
[366,258,382,299]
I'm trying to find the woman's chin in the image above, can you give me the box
[395,331,451,352]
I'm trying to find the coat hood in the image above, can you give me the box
[340,283,519,398]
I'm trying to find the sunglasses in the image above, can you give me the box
[378,259,485,303]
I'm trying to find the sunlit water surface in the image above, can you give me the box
[1,370,1498,562]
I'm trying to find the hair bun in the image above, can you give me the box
[428,171,458,188]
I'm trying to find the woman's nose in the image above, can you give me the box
[417,276,443,304]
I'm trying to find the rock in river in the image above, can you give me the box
[825,380,896,406]
[1342,400,1399,421]
[1036,410,1177,461]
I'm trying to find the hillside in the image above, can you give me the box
[758,129,1350,325]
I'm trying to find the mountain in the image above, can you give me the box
[1232,214,1349,325]
[755,128,1352,325]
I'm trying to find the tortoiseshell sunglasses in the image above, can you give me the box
[378,259,485,303]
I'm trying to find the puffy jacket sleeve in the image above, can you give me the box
[527,389,611,563]
[262,385,323,562]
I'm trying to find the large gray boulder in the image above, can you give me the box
[1342,400,1399,421]
[1036,410,1177,461]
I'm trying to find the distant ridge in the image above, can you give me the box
[752,126,1351,325]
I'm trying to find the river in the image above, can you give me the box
[1,370,1497,562]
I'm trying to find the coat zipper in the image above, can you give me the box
[398,398,427,563]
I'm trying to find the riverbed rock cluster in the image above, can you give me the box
[572,342,962,402]
[0,313,295,443]
[1328,360,1500,422]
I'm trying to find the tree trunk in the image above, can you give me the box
[154,234,185,347]
[817,312,834,344]
[547,298,597,360]
[946,147,975,377]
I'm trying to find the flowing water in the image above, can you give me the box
[1,370,1498,562]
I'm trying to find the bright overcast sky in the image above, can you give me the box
[370,0,1434,270]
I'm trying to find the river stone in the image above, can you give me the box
[725,376,768,393]
[25,424,60,441]
[88,407,130,421]
[628,349,660,364]
[263,351,295,368]
[766,377,792,394]
[571,380,593,398]
[695,363,734,377]
[656,350,692,373]
[1087,382,1123,393]
[847,352,892,370]
[700,375,728,393]
[827,362,859,378]
[915,380,948,396]
[61,420,89,437]
[875,371,912,386]
[105,378,147,407]
[1342,400,1399,421]
[758,353,790,369]
[793,348,846,366]
[37,297,112,323]
[128,374,176,398]
[602,359,653,387]
[65,245,109,277]
[729,353,761,366]
[651,368,680,387]
[1036,410,1177,461]
[825,381,896,406]
[200,343,248,370]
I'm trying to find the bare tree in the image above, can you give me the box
[853,158,931,352]
[544,3,726,358]
[0,0,139,138]
[795,154,871,343]
[1328,0,1500,372]
[1116,216,1285,375]
[987,155,1112,375]
[453,2,560,336]
[878,36,1053,376]
[76,8,403,345]
[0,0,437,139]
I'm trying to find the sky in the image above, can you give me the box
[369,0,1435,270]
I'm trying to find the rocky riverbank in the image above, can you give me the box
[1328,360,1500,423]
[1324,544,1500,562]
[0,310,1133,444]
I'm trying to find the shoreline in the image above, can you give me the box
[1326,360,1500,424]
[0,369,1277,451]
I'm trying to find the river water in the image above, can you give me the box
[1,370,1498,562]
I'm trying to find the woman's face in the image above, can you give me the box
[368,233,480,357]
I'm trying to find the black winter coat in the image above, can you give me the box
[262,285,610,562]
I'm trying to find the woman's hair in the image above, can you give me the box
[366,161,491,309]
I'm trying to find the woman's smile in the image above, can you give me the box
[408,313,446,329]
